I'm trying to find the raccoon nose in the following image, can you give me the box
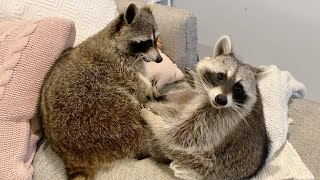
[215,94,228,106]
[155,55,162,63]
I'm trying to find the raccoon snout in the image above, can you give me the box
[215,94,228,106]
[155,54,162,63]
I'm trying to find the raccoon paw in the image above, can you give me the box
[140,108,164,127]
[144,88,164,102]
[139,108,153,121]
[170,162,203,180]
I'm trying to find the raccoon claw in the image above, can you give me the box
[170,162,202,180]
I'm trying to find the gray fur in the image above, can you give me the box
[141,36,269,180]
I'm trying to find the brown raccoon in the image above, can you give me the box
[39,3,162,180]
[141,36,270,180]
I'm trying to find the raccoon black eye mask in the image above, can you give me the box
[130,28,159,53]
[202,70,225,86]
[233,82,247,105]
[130,39,153,53]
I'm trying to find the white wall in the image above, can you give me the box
[173,0,320,102]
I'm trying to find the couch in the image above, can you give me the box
[32,0,319,179]
[117,1,320,178]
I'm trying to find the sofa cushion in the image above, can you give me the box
[0,17,75,180]
[288,98,320,179]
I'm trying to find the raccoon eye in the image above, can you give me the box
[216,73,224,81]
[130,39,153,53]
[233,82,247,105]
[233,82,244,93]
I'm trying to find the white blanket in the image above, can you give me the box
[255,65,314,179]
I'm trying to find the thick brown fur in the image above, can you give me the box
[39,3,161,180]
[141,36,270,180]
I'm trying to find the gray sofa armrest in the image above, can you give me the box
[115,0,198,70]
[288,98,320,178]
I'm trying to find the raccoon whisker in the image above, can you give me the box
[230,106,251,128]
[239,101,264,108]
[191,83,202,89]
[232,105,254,118]
[232,105,257,126]
[233,102,262,113]
[192,83,207,94]
[194,86,207,94]
[232,105,259,127]
[133,56,144,64]
[194,76,211,89]
[200,77,213,88]
[247,108,263,114]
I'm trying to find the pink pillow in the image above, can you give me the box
[143,49,184,89]
[0,18,75,180]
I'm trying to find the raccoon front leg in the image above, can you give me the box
[137,73,154,103]
[140,108,167,128]
[137,73,163,102]
[170,161,203,180]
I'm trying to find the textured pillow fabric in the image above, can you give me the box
[143,49,185,89]
[0,0,118,45]
[0,17,75,180]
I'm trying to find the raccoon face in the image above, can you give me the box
[195,36,258,111]
[115,3,162,63]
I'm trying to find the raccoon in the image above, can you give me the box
[140,36,270,180]
[39,3,162,180]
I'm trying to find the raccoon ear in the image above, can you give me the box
[124,3,140,25]
[213,35,233,57]
[143,1,155,13]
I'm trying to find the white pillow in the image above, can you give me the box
[0,0,119,45]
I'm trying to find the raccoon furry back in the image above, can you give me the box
[141,36,270,180]
[39,3,162,180]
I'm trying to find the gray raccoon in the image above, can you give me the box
[141,36,270,180]
[39,3,162,180]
